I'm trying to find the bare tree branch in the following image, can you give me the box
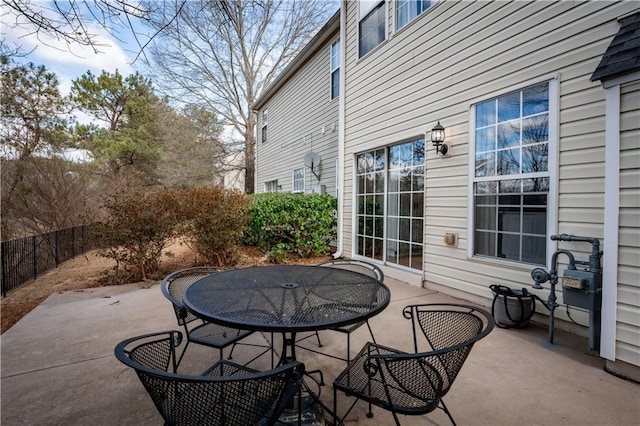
[2,0,183,61]
[142,0,337,193]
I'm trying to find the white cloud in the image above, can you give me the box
[3,2,134,96]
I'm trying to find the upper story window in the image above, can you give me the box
[396,0,433,30]
[359,1,386,58]
[292,168,305,193]
[264,179,278,192]
[471,81,555,266]
[330,39,340,99]
[261,109,268,143]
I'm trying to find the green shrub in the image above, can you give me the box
[94,188,181,284]
[178,187,249,267]
[245,193,337,262]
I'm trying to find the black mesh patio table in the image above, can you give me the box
[183,264,391,365]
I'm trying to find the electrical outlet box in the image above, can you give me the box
[444,232,458,247]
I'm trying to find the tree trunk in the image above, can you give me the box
[244,116,256,194]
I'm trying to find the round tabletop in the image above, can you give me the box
[183,264,391,333]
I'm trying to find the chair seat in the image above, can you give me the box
[201,359,258,377]
[189,322,253,349]
[115,331,304,426]
[333,342,442,416]
[333,304,494,426]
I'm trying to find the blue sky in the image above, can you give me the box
[2,2,148,98]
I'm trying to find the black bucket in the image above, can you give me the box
[490,285,536,329]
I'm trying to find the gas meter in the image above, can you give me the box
[531,234,603,351]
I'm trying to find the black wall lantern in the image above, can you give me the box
[431,121,448,155]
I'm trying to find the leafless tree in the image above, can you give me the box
[1,156,98,238]
[142,0,338,193]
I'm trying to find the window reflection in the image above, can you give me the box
[522,144,548,173]
[476,101,495,128]
[523,83,549,115]
[498,92,520,122]
[475,153,495,177]
[497,148,520,175]
[497,122,520,148]
[523,115,548,144]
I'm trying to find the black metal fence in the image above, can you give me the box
[1,225,97,297]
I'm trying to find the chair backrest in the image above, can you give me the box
[161,267,226,325]
[115,331,305,426]
[317,258,384,282]
[398,303,494,393]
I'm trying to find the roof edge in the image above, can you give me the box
[254,10,340,110]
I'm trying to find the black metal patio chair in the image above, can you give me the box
[161,266,271,367]
[296,258,385,364]
[333,303,494,425]
[114,330,304,426]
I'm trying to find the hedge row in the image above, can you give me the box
[94,188,336,284]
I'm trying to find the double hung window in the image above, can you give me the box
[293,168,305,193]
[331,40,340,99]
[472,81,554,265]
[355,138,424,270]
[359,1,386,58]
[261,109,268,143]
[264,180,278,193]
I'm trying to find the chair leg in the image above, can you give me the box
[366,320,376,344]
[333,387,339,425]
[227,342,238,359]
[271,332,275,368]
[176,340,190,369]
[314,331,323,347]
[306,369,325,386]
[440,400,457,426]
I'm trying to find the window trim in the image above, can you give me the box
[352,137,425,272]
[467,77,559,269]
[358,0,387,59]
[292,167,305,193]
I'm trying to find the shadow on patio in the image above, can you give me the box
[1,277,638,425]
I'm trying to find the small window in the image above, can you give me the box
[261,109,268,143]
[396,0,433,30]
[330,40,340,99]
[293,168,305,193]
[359,1,386,58]
[264,180,278,192]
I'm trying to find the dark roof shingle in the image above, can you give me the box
[591,12,640,81]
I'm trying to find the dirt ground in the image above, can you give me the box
[1,242,331,334]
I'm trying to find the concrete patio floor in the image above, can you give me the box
[1,277,638,425]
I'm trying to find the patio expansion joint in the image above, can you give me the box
[390,290,439,304]
[1,353,113,379]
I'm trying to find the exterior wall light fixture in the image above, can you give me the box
[431,121,448,155]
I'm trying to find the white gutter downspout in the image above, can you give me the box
[333,1,347,259]
[601,80,621,361]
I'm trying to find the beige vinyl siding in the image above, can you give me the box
[342,0,639,310]
[616,81,640,366]
[256,33,339,195]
